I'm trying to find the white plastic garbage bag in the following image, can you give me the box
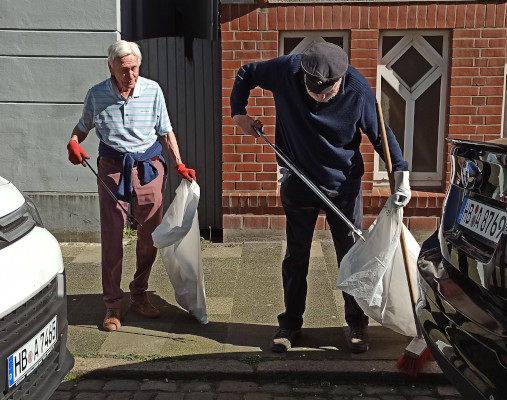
[336,201,420,337]
[151,179,208,324]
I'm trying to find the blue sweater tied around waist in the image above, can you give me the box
[99,140,165,202]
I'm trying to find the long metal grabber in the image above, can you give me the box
[83,158,142,227]
[254,127,365,242]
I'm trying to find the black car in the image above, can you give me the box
[417,138,507,400]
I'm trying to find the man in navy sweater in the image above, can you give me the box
[230,42,410,353]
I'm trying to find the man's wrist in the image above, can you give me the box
[232,114,247,121]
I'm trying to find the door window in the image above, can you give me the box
[377,31,448,187]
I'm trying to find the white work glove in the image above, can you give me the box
[387,171,411,208]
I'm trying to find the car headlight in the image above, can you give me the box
[23,195,44,227]
[0,196,44,250]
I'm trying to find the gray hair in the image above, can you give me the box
[107,40,142,67]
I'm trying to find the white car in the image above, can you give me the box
[0,176,74,399]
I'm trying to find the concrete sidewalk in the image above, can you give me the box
[61,231,445,384]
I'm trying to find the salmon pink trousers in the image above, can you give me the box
[97,157,166,309]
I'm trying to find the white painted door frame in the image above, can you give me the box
[377,31,449,187]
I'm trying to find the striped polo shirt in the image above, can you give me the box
[77,76,172,153]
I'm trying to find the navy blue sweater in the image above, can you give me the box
[230,54,408,196]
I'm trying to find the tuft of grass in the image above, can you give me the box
[238,354,262,366]
[200,237,214,248]
[63,372,77,382]
[200,237,238,248]
[111,353,162,361]
[72,352,162,362]
[123,226,137,239]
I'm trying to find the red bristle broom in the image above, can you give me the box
[377,102,431,377]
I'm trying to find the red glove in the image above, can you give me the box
[175,163,196,182]
[67,140,89,165]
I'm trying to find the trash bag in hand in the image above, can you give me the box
[336,201,420,337]
[152,179,208,324]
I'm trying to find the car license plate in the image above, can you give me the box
[457,198,507,244]
[7,315,58,388]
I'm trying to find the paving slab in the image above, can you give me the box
[61,234,445,384]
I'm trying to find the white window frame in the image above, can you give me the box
[279,31,350,57]
[376,31,449,187]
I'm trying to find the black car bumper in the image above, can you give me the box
[418,230,507,400]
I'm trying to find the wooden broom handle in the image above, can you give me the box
[376,102,418,308]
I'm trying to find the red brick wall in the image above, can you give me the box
[221,2,507,232]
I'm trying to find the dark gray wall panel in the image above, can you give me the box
[139,37,222,230]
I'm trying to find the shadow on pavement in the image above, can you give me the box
[67,292,413,361]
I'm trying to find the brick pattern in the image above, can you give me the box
[449,28,507,141]
[223,212,441,232]
[220,3,506,230]
[222,189,445,230]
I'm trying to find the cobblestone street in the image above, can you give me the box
[52,378,463,400]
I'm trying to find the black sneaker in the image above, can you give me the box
[348,325,369,353]
[271,327,301,353]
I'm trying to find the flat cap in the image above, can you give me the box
[301,42,348,94]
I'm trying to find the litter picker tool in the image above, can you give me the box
[83,158,142,227]
[254,126,365,242]
[376,102,430,376]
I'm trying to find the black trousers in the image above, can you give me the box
[277,175,369,329]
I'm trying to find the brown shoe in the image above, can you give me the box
[103,308,121,332]
[130,298,161,318]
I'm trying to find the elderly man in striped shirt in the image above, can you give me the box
[67,40,196,332]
